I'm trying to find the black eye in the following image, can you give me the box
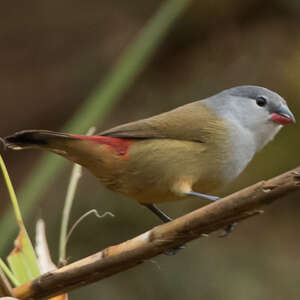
[256,96,268,107]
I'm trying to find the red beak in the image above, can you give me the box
[271,113,295,125]
[270,105,296,125]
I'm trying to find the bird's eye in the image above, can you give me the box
[256,96,268,107]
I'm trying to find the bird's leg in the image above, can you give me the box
[143,204,184,255]
[186,191,220,201]
[218,223,237,237]
[185,191,237,237]
[143,203,172,223]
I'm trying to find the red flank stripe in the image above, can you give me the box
[70,134,132,155]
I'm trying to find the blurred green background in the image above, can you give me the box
[1,1,300,299]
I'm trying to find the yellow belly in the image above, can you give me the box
[91,139,227,204]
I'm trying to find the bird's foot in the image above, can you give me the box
[164,245,186,256]
[218,222,237,238]
[186,191,238,237]
[143,204,187,255]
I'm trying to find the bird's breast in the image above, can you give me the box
[220,123,257,183]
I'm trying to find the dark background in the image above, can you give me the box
[1,1,300,299]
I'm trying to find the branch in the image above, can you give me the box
[13,166,300,300]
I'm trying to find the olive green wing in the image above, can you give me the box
[99,101,219,143]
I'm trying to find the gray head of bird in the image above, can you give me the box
[203,85,295,151]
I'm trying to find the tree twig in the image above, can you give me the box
[13,166,300,300]
[59,127,95,265]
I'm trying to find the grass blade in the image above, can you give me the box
[0,155,40,284]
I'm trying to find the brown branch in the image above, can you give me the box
[13,166,300,300]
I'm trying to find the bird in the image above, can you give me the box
[4,85,295,234]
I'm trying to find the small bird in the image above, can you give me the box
[4,86,295,232]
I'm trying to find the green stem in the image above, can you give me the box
[59,127,95,264]
[0,155,23,224]
[0,0,192,255]
[0,258,19,287]
[58,163,82,264]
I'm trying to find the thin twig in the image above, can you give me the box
[59,128,95,264]
[66,210,114,246]
[13,166,300,300]
[58,163,82,265]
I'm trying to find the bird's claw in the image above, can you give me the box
[164,245,186,256]
[219,222,238,238]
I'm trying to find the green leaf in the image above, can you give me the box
[0,155,40,285]
[7,226,40,285]
[0,258,19,287]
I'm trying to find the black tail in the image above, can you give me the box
[4,130,73,150]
